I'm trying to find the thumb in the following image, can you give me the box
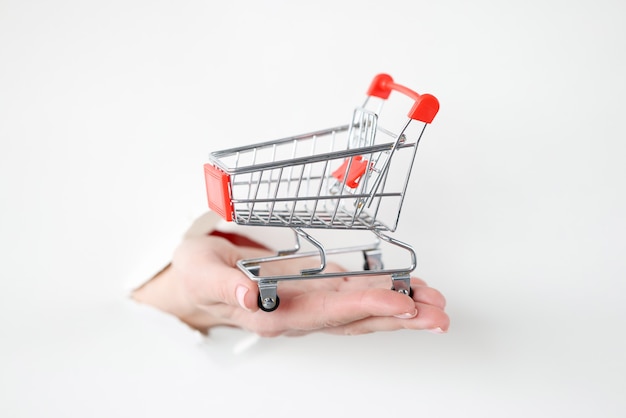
[193,253,259,312]
[187,235,262,312]
[186,260,260,312]
[235,281,259,312]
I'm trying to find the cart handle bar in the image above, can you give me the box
[367,73,439,123]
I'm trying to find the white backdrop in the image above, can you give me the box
[1,1,625,417]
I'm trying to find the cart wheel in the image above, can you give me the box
[258,294,280,312]
[391,286,414,298]
[391,272,413,298]
[362,249,384,271]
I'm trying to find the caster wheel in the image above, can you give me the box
[362,250,384,271]
[391,286,414,298]
[258,294,280,312]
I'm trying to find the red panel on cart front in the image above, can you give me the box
[204,164,233,221]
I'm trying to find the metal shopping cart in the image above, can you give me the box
[204,73,439,311]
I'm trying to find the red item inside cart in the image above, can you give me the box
[331,155,370,188]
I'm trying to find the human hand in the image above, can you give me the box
[132,232,449,337]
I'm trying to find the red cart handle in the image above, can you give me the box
[367,73,439,123]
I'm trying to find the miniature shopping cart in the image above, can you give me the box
[204,73,439,311]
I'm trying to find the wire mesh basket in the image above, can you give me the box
[204,73,439,311]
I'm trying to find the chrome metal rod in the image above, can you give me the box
[294,228,326,275]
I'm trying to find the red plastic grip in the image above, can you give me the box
[331,155,370,188]
[366,73,439,123]
[204,163,233,221]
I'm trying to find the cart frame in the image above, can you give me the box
[204,73,439,311]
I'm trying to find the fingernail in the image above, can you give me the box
[394,308,418,319]
[236,286,251,312]
[427,327,446,334]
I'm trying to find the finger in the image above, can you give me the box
[241,287,419,335]
[179,261,261,313]
[174,235,262,312]
[334,275,428,292]
[411,276,428,286]
[323,303,450,336]
[411,284,447,309]
[342,276,442,308]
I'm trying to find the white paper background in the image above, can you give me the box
[1,1,625,417]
